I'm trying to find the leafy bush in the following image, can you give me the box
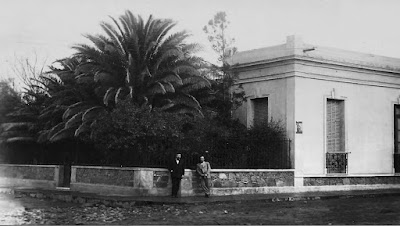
[90,99,192,166]
[88,100,290,169]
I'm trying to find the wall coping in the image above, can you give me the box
[0,164,59,168]
[72,165,294,172]
[230,35,400,73]
[209,169,294,172]
[72,165,167,171]
[303,174,400,178]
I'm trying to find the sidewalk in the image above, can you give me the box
[2,187,400,206]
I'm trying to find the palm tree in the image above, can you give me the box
[72,11,210,116]
[0,71,67,164]
[7,12,212,145]
[39,57,104,143]
[0,56,101,145]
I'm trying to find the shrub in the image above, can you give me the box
[90,99,192,166]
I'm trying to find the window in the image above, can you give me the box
[326,99,345,153]
[394,105,400,154]
[252,97,268,126]
[394,105,400,173]
[326,99,347,174]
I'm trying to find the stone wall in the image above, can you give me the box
[71,166,295,197]
[0,164,61,189]
[212,170,294,188]
[75,167,135,186]
[304,176,400,186]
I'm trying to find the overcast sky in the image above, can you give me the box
[1,0,400,80]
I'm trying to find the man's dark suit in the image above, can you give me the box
[168,159,185,197]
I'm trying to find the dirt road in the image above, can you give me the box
[1,193,400,225]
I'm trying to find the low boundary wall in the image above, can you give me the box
[0,164,63,189]
[303,176,400,186]
[4,164,399,196]
[70,166,295,197]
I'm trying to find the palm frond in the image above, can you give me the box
[0,122,34,132]
[174,65,200,77]
[75,62,97,75]
[76,74,94,84]
[115,87,123,103]
[65,112,83,129]
[160,31,190,48]
[154,48,184,71]
[125,68,131,84]
[37,130,50,143]
[47,122,65,140]
[103,87,116,106]
[49,127,75,143]
[171,94,201,109]
[75,121,91,137]
[162,82,175,93]
[6,137,36,143]
[83,34,108,52]
[128,86,134,99]
[82,106,105,122]
[160,72,182,85]
[94,71,112,83]
[100,22,126,56]
[148,82,166,95]
[109,16,127,46]
[182,43,203,54]
[181,76,211,89]
[63,102,90,120]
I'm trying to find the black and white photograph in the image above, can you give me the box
[1,0,400,224]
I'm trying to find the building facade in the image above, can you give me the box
[230,35,400,189]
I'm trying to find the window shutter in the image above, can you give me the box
[253,98,268,126]
[327,99,345,153]
[394,105,400,154]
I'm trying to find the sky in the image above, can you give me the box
[1,0,400,81]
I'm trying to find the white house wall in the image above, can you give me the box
[294,62,400,177]
[233,63,296,141]
[233,63,296,167]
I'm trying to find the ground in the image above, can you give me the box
[1,193,400,225]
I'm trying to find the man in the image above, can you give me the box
[168,153,185,198]
[196,156,211,197]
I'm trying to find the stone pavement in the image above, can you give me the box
[1,187,400,207]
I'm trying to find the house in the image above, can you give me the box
[230,35,400,189]
[3,35,400,196]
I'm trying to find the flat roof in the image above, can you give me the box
[229,35,400,72]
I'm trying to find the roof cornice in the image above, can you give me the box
[231,54,400,75]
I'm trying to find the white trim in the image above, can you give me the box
[0,164,59,168]
[233,57,296,72]
[237,72,295,85]
[233,55,400,75]
[237,69,400,89]
[295,59,400,79]
[295,71,400,89]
